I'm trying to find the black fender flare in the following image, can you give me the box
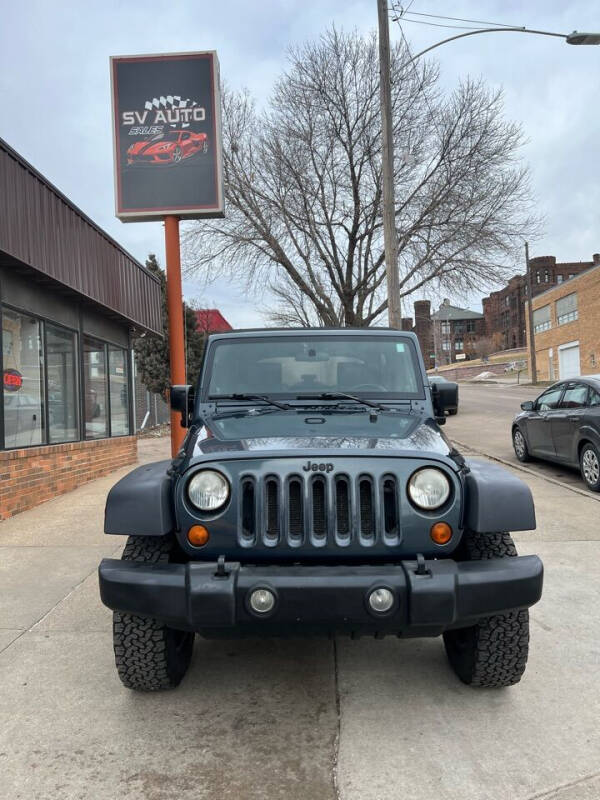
[104,460,174,536]
[464,459,536,533]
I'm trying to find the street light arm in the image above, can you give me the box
[401,27,567,67]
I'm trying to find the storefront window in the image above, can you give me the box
[2,308,45,448]
[47,324,79,443]
[109,347,130,436]
[83,337,108,439]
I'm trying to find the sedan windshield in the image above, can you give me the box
[206,335,423,399]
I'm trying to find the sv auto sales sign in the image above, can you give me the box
[110,51,224,221]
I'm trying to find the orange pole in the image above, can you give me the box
[164,215,187,457]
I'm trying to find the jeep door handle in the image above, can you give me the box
[567,415,580,421]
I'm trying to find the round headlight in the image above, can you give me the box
[408,468,451,510]
[187,470,230,511]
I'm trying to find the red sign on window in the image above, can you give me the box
[3,369,23,392]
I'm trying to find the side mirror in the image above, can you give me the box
[170,385,195,428]
[431,381,458,425]
[521,400,534,411]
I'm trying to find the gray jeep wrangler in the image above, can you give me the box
[99,329,543,691]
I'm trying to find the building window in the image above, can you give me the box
[466,320,476,333]
[440,322,450,334]
[556,274,563,283]
[533,304,551,333]
[83,337,108,439]
[544,270,550,282]
[442,342,450,351]
[556,292,578,325]
[569,273,575,279]
[536,271,541,284]
[504,296,510,307]
[109,346,130,436]
[454,340,463,351]
[46,324,79,443]
[2,308,45,448]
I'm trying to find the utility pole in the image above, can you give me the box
[377,0,402,329]
[525,241,538,385]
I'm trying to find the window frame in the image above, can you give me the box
[1,301,132,450]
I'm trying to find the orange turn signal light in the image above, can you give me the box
[188,525,210,547]
[430,522,452,545]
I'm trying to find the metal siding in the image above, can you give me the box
[0,140,162,334]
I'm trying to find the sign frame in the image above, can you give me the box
[110,50,224,222]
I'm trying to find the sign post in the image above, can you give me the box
[111,50,224,456]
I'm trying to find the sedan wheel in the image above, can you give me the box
[513,428,531,462]
[580,443,600,491]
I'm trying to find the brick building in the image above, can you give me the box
[401,299,484,368]
[0,137,162,519]
[526,264,600,381]
[483,254,599,352]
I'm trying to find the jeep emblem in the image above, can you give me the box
[302,460,334,473]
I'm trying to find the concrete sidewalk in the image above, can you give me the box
[1,433,600,799]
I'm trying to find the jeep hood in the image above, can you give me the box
[192,410,452,458]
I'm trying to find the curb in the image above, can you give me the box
[453,438,600,503]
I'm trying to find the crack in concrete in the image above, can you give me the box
[523,770,600,799]
[331,637,342,800]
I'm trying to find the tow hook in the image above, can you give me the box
[215,555,229,578]
[415,553,431,576]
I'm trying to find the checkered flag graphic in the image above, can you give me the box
[143,95,199,127]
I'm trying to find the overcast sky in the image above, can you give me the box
[2,0,599,326]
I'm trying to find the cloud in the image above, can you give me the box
[2,0,598,324]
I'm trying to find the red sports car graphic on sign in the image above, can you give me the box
[126,130,209,165]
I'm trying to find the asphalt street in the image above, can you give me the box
[1,405,599,800]
[450,382,598,494]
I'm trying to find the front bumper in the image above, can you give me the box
[98,555,543,637]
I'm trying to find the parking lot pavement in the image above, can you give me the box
[2,424,600,800]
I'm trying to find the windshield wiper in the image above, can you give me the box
[209,393,291,410]
[298,392,390,411]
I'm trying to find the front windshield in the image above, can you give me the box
[206,335,423,399]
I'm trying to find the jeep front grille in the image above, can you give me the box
[238,471,401,548]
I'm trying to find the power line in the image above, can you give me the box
[396,9,519,29]
[392,17,498,31]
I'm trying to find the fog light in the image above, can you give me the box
[249,588,276,615]
[368,587,394,614]
[187,525,209,547]
[430,522,452,545]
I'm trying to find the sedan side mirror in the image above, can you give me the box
[170,385,195,428]
[521,401,534,411]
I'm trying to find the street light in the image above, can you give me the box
[378,11,600,329]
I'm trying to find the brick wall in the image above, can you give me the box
[0,436,137,520]
[527,264,600,381]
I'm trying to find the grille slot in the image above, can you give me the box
[383,478,398,535]
[240,478,256,544]
[359,478,375,540]
[311,476,327,542]
[335,477,350,536]
[265,477,280,543]
[288,478,304,541]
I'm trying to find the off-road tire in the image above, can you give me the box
[443,531,530,688]
[113,535,194,691]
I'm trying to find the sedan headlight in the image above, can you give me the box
[408,468,451,510]
[187,470,230,511]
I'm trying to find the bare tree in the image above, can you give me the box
[472,336,495,361]
[184,27,539,327]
